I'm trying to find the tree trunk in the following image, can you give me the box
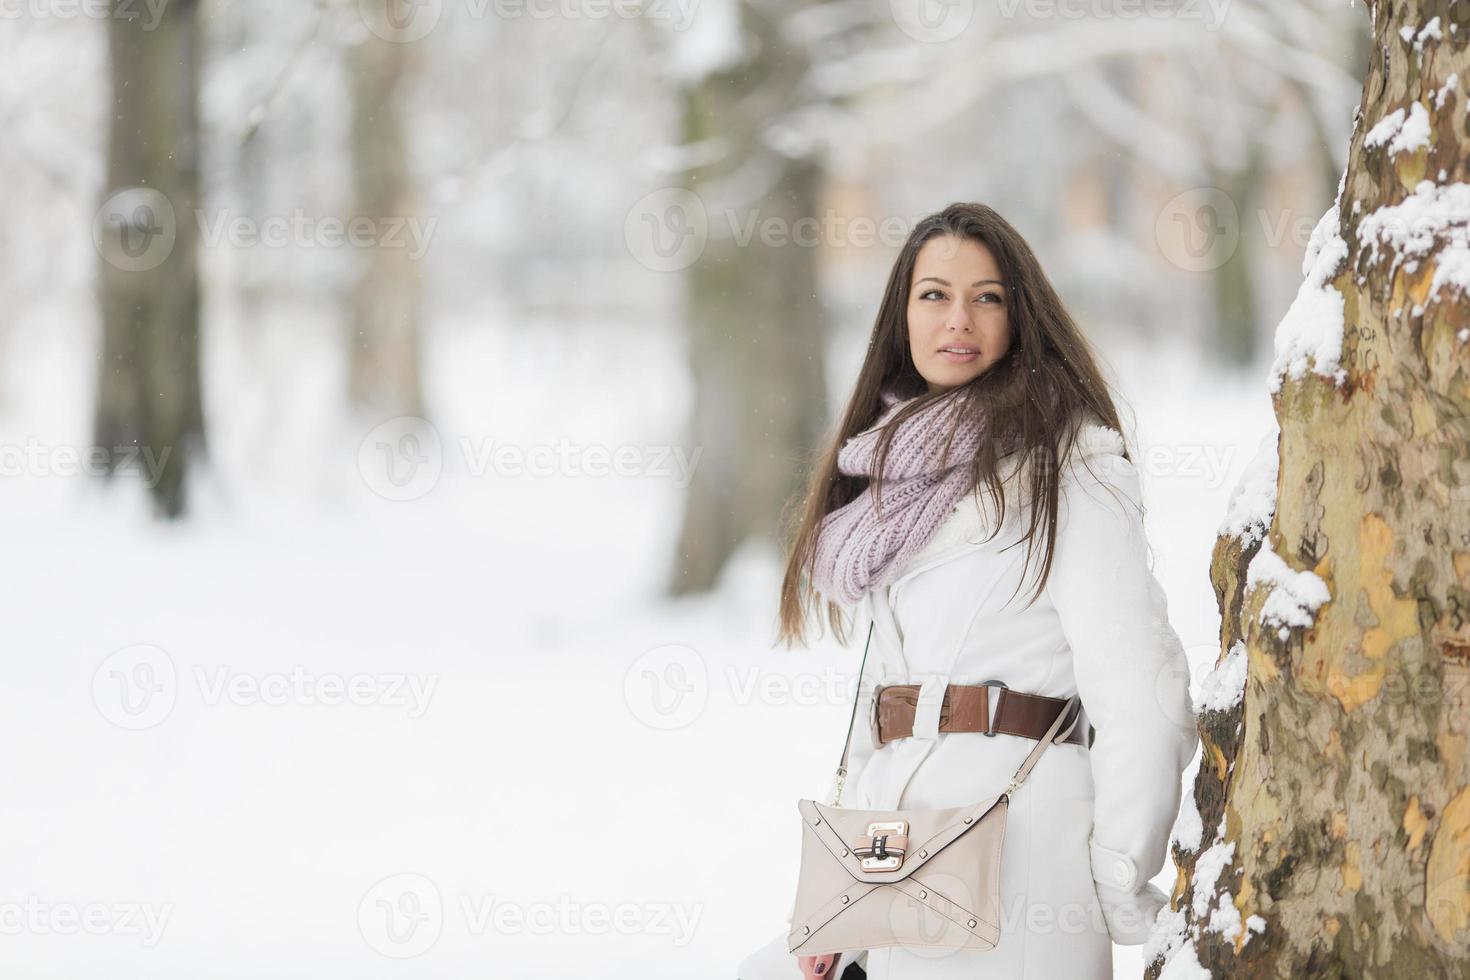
[1207,141,1266,368]
[94,0,204,519]
[347,6,425,419]
[1157,2,1470,976]
[666,1,831,595]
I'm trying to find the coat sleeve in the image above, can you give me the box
[1046,451,1198,945]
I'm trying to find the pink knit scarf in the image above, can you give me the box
[811,387,996,605]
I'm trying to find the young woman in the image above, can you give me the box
[737,203,1198,980]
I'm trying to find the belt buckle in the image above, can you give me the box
[978,679,1007,737]
[869,683,885,748]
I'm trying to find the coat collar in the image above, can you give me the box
[885,416,1125,586]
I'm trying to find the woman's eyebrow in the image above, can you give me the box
[913,277,1005,287]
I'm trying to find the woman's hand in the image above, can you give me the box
[796,953,840,978]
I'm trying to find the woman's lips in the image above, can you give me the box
[939,347,979,363]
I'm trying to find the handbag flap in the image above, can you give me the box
[796,795,1007,885]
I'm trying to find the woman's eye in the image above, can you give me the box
[917,289,1000,303]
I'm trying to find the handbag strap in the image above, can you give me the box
[828,620,875,805]
[829,618,1082,805]
[1000,693,1081,799]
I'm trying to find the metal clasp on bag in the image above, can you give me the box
[856,820,909,871]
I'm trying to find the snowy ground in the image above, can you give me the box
[0,306,1274,978]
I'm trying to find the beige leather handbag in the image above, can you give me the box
[788,622,1081,956]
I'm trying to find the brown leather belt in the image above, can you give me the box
[872,683,1094,748]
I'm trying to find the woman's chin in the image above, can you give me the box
[924,364,987,391]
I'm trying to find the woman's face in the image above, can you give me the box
[906,235,1013,395]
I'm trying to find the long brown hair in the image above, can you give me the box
[776,202,1129,649]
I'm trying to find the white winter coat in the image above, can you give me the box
[740,418,1199,980]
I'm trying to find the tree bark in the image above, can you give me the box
[1158,2,1470,976]
[347,5,425,419]
[94,0,205,519]
[666,0,831,595]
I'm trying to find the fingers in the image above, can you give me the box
[797,952,840,979]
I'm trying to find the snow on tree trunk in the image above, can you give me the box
[1152,3,1470,977]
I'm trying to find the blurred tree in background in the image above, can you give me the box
[94,0,204,518]
[348,1,425,419]
[1,0,1373,563]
